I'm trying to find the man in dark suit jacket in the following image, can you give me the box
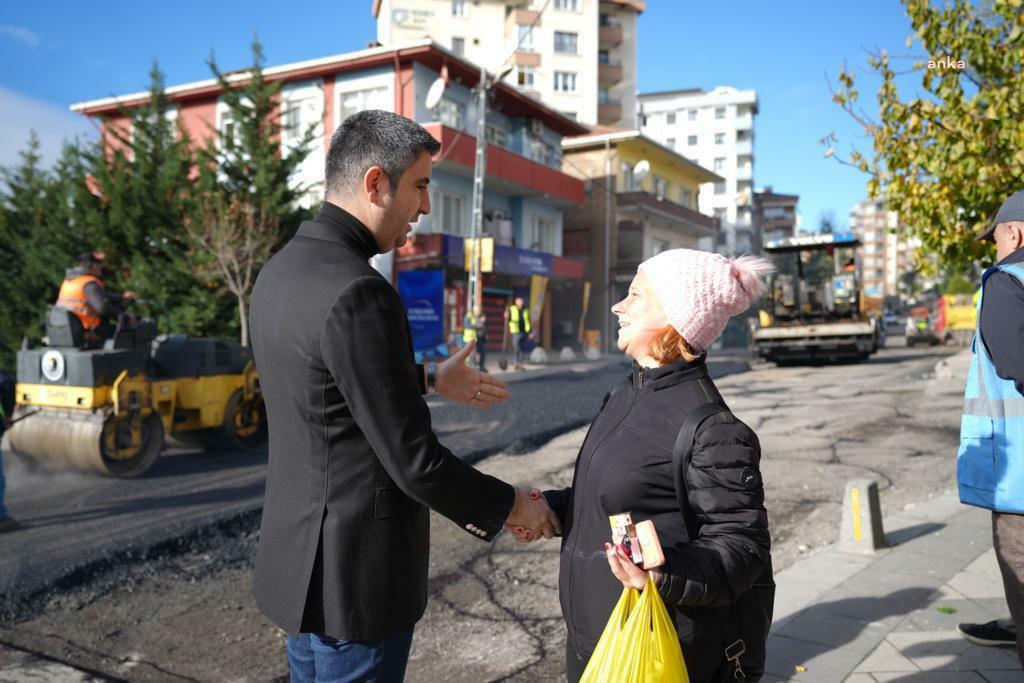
[250,109,557,682]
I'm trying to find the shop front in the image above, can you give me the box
[395,233,588,360]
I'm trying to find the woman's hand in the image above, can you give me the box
[605,543,660,590]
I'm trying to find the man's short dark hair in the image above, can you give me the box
[325,110,441,198]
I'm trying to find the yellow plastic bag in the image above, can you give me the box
[580,574,689,683]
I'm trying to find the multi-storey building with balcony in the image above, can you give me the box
[372,0,643,128]
[71,39,591,356]
[638,86,758,257]
[849,198,924,302]
[754,187,799,248]
[560,129,721,351]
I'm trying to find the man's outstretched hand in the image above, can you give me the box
[505,487,560,542]
[436,339,510,408]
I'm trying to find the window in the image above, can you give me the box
[555,0,579,9]
[338,86,389,124]
[451,37,465,55]
[452,0,466,16]
[688,109,697,121]
[563,111,577,121]
[666,112,676,125]
[714,208,727,222]
[713,157,726,171]
[437,97,464,129]
[621,162,640,191]
[687,135,698,146]
[715,132,725,144]
[517,24,535,51]
[516,66,535,87]
[714,181,726,195]
[485,124,508,147]
[652,238,670,256]
[715,107,726,119]
[432,191,467,235]
[554,71,577,92]
[554,31,579,54]
[526,216,557,253]
[598,49,610,64]
[653,176,668,198]
[666,138,676,149]
[679,188,693,208]
[598,87,609,104]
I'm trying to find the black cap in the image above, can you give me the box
[978,190,1024,242]
[78,250,106,266]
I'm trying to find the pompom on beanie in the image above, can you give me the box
[638,250,775,352]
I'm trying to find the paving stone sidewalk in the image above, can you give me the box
[767,493,1022,682]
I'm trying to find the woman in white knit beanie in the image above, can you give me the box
[526,249,777,682]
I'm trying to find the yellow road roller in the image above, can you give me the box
[5,306,266,478]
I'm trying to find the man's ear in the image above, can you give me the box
[363,166,390,206]
[1012,222,1024,249]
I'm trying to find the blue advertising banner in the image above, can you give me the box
[398,269,445,352]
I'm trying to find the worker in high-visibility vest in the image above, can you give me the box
[55,251,135,345]
[462,305,488,372]
[505,296,531,371]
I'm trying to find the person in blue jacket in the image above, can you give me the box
[0,369,18,533]
[956,190,1024,661]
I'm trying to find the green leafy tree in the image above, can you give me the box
[188,38,315,346]
[87,63,232,338]
[826,0,1024,271]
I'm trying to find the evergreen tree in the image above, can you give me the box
[188,38,315,346]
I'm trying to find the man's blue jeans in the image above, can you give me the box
[287,628,414,683]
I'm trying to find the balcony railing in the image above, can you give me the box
[599,24,623,45]
[598,100,623,124]
[598,62,623,84]
[735,139,753,155]
[616,191,717,233]
[734,113,753,130]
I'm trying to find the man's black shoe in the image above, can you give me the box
[0,517,22,534]
[958,620,1016,647]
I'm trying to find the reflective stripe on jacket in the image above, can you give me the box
[508,305,531,334]
[957,263,1024,513]
[56,274,103,330]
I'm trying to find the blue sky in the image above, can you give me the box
[0,0,918,231]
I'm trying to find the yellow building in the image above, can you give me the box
[561,129,722,350]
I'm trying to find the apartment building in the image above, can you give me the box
[372,0,643,128]
[71,39,591,355]
[561,129,721,350]
[638,86,758,257]
[849,198,921,301]
[754,187,799,248]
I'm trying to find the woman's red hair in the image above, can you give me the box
[648,325,700,365]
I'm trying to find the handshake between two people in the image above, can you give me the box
[505,487,560,542]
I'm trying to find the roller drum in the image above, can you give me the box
[6,407,163,478]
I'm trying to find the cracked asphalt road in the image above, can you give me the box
[0,344,965,682]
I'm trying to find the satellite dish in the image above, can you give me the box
[632,159,650,183]
[425,77,446,111]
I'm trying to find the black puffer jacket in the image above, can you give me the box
[545,356,772,682]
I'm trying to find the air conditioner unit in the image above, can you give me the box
[529,118,543,136]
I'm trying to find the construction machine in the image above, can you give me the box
[4,304,265,478]
[752,232,882,364]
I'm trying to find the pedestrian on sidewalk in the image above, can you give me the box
[956,189,1024,661]
[514,250,776,682]
[0,369,18,533]
[249,110,558,683]
[463,304,488,371]
[505,296,531,370]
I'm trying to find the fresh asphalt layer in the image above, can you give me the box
[0,354,750,622]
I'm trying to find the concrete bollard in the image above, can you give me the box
[839,479,885,554]
[560,347,577,362]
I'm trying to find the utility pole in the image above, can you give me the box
[468,65,489,314]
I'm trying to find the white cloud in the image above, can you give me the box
[0,25,40,48]
[0,85,97,170]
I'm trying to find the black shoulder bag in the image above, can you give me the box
[671,401,772,682]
